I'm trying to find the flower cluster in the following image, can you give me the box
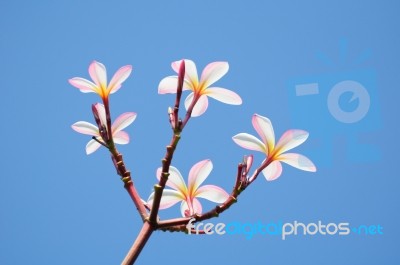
[70,61,135,154]
[70,59,316,217]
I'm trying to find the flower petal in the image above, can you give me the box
[188,160,213,195]
[275,130,309,155]
[195,185,229,203]
[68,78,99,94]
[113,131,129,144]
[158,76,192,94]
[158,76,179,94]
[171,60,181,73]
[108,65,132,94]
[147,189,184,210]
[180,198,202,217]
[180,201,190,217]
[71,121,99,136]
[184,92,194,110]
[245,155,254,173]
[172,59,198,89]
[192,198,202,215]
[156,166,188,195]
[232,133,266,153]
[112,112,137,133]
[206,87,242,105]
[88,61,107,89]
[252,114,275,154]
[86,138,102,155]
[185,94,208,117]
[200,62,229,88]
[278,153,316,172]
[261,160,283,181]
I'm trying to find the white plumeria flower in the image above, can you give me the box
[232,114,316,181]
[158,59,242,117]
[69,61,132,100]
[147,160,229,217]
[71,103,137,155]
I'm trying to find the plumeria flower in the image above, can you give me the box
[147,160,229,217]
[232,114,316,181]
[71,103,137,155]
[69,61,132,100]
[158,59,242,117]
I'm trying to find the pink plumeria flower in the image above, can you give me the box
[71,103,137,155]
[232,114,316,181]
[147,160,229,217]
[158,59,242,117]
[69,61,132,100]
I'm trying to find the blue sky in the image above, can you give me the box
[1,1,399,264]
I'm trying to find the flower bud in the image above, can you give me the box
[168,107,176,129]
[92,103,109,142]
[245,155,254,174]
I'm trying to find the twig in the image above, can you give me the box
[149,60,185,223]
[173,60,185,130]
[121,222,153,265]
[100,99,149,220]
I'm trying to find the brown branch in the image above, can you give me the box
[121,222,153,265]
[98,100,149,221]
[157,217,192,229]
[160,224,210,235]
[110,151,148,221]
[149,60,186,223]
[149,134,181,223]
[180,95,198,130]
[120,150,268,263]
[122,61,187,263]
[118,61,271,262]
[248,157,271,184]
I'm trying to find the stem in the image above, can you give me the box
[101,99,148,220]
[92,136,109,149]
[124,182,148,221]
[121,222,153,265]
[248,158,271,184]
[173,60,185,130]
[103,98,114,144]
[111,151,148,221]
[157,217,192,228]
[149,134,181,222]
[149,61,187,223]
[180,94,198,130]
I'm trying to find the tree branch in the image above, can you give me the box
[121,222,153,265]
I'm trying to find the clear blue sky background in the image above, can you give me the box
[1,1,399,264]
